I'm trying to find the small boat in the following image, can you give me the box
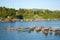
[34,27,41,32]
[17,28,25,31]
[28,27,35,32]
[55,30,60,35]
[7,28,17,30]
[44,29,49,33]
[42,29,49,36]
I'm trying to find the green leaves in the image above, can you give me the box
[0,7,60,20]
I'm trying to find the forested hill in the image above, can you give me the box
[0,7,60,20]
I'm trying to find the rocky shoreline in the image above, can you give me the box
[0,19,60,23]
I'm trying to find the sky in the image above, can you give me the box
[0,0,60,10]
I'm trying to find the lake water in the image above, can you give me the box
[0,20,60,40]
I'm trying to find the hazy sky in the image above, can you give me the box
[0,0,60,10]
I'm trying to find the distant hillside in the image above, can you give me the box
[0,7,60,20]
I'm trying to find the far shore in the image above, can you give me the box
[0,18,60,22]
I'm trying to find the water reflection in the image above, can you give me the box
[0,28,60,40]
[0,20,60,40]
[6,26,60,36]
[6,29,60,36]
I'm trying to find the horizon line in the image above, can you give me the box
[0,6,60,11]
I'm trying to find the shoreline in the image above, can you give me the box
[0,19,60,22]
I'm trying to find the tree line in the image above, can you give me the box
[0,7,60,20]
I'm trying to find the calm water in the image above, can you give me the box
[0,20,60,40]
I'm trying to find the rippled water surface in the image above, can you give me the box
[0,20,60,40]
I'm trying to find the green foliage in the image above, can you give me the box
[0,7,60,20]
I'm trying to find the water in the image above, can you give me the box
[0,20,60,40]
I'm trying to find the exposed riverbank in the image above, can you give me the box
[0,19,60,23]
